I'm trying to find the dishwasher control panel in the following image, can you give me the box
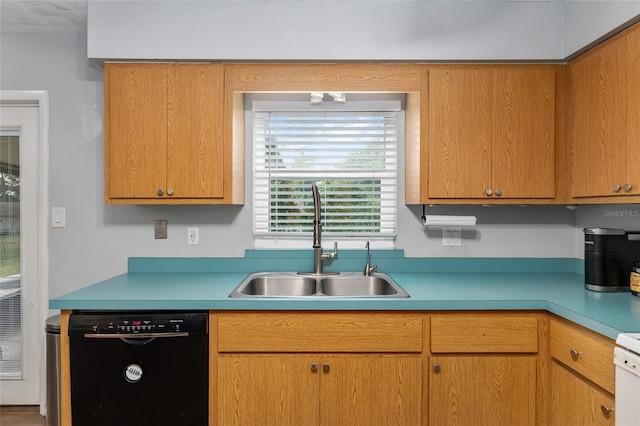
[68,311,208,336]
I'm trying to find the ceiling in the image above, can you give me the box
[0,0,87,33]
[0,0,562,34]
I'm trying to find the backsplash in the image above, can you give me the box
[128,250,581,275]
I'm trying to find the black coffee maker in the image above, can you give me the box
[584,228,640,291]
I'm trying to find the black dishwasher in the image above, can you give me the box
[68,311,208,426]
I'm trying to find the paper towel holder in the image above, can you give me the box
[420,205,477,228]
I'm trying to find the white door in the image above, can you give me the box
[0,97,46,405]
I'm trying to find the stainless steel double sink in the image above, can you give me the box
[229,272,409,298]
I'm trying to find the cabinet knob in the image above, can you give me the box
[322,364,330,374]
[311,363,318,372]
[157,189,164,196]
[613,184,621,193]
[495,189,502,196]
[624,183,633,192]
[600,405,612,416]
[570,349,580,359]
[167,188,174,196]
[433,363,441,373]
[485,189,493,196]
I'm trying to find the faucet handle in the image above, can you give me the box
[329,241,338,258]
[321,241,338,260]
[364,241,378,276]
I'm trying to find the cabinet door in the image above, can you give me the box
[319,356,422,426]
[429,356,536,426]
[492,69,556,198]
[428,68,492,198]
[217,355,319,426]
[106,63,168,199]
[625,26,640,196]
[550,361,614,426]
[569,36,627,198]
[167,64,225,199]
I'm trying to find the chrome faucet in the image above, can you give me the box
[363,241,378,276]
[311,184,337,275]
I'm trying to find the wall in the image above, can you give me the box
[564,0,640,57]
[574,205,640,259]
[2,26,640,299]
[0,32,579,300]
[88,0,565,61]
[87,0,640,61]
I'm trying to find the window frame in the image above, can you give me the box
[250,95,403,248]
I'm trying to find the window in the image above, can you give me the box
[0,132,21,379]
[252,98,400,243]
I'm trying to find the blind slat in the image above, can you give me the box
[253,107,398,238]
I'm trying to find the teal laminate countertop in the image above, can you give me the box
[50,251,640,340]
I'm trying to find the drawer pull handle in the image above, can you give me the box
[311,363,318,372]
[570,349,580,358]
[322,364,330,374]
[433,363,441,373]
[601,405,612,416]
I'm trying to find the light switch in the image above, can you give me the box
[52,207,66,228]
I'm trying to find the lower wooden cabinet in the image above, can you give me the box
[550,361,614,426]
[213,311,424,426]
[429,312,541,426]
[217,354,422,426]
[319,356,422,425]
[549,315,615,425]
[217,355,318,426]
[57,309,621,425]
[429,355,537,426]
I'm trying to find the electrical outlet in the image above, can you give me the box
[154,220,167,239]
[187,227,199,245]
[443,227,462,247]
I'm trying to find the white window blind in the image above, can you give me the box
[0,131,22,378]
[253,101,398,239]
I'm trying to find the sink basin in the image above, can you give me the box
[229,272,409,298]
[320,274,409,297]
[230,273,316,297]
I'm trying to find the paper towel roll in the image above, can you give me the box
[423,215,477,227]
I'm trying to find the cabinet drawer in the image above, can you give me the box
[549,316,615,394]
[217,312,423,353]
[431,313,538,353]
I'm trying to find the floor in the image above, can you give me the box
[0,406,46,426]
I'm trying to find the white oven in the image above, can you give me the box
[615,333,640,426]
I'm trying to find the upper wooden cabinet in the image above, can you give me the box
[568,24,640,202]
[105,63,243,204]
[424,66,558,203]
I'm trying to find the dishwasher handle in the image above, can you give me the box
[83,332,190,339]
